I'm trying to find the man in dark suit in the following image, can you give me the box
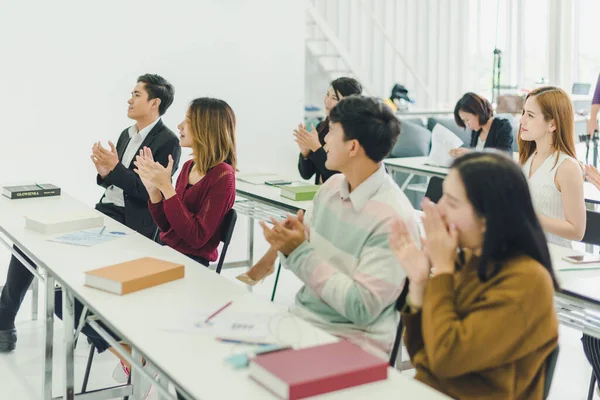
[0,74,181,352]
[91,74,181,238]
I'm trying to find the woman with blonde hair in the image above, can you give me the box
[519,86,585,247]
[135,97,237,266]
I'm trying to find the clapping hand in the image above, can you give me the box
[294,124,321,156]
[91,141,119,178]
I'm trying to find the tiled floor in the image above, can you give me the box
[0,220,597,399]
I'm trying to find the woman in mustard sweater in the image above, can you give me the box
[389,151,558,399]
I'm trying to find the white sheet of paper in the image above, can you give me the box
[48,227,127,247]
[428,123,465,167]
[166,312,277,343]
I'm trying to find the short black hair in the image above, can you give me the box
[454,92,493,128]
[330,77,363,98]
[137,74,175,116]
[329,96,401,163]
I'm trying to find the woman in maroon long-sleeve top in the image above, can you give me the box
[134,97,237,267]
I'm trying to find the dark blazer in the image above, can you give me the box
[96,119,181,238]
[469,117,514,153]
[298,120,339,184]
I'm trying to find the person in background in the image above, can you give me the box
[0,74,181,354]
[296,77,362,185]
[449,92,514,158]
[519,86,586,248]
[391,151,558,399]
[236,78,362,285]
[259,96,418,355]
[587,73,600,137]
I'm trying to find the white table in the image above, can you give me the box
[0,192,450,400]
[384,156,600,205]
[550,244,600,339]
[230,180,313,300]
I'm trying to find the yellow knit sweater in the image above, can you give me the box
[403,254,558,400]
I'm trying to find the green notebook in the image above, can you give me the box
[280,185,321,201]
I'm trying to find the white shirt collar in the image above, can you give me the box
[128,117,161,141]
[338,164,387,211]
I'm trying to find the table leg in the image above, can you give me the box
[131,347,144,399]
[43,273,54,400]
[400,173,415,191]
[246,216,255,293]
[270,262,282,302]
[32,277,39,321]
[62,289,75,400]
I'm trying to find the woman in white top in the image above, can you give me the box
[519,86,585,248]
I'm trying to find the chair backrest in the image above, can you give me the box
[543,345,560,399]
[390,120,432,158]
[215,208,238,274]
[583,210,600,246]
[425,176,444,204]
[389,278,410,367]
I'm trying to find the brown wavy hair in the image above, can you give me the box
[187,97,237,174]
[518,86,576,167]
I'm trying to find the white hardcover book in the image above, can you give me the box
[25,211,104,234]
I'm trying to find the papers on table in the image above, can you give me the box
[427,123,465,167]
[48,227,127,247]
[166,311,279,344]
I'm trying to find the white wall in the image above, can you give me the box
[0,0,306,206]
[305,0,471,110]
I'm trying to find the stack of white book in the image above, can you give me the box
[25,211,104,234]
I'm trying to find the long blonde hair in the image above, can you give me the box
[187,98,237,174]
[518,86,576,166]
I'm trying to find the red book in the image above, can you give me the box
[249,340,388,399]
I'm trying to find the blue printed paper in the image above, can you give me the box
[48,227,127,247]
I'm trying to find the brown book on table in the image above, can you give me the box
[85,257,185,295]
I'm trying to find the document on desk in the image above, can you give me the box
[166,312,277,344]
[427,123,465,167]
[48,227,127,247]
[237,173,280,185]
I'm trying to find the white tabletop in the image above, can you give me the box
[550,244,600,304]
[235,180,314,212]
[0,193,449,400]
[383,157,450,178]
[385,156,600,205]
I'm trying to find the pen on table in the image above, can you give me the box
[204,301,233,323]
[98,226,106,236]
[559,267,600,272]
[217,338,272,346]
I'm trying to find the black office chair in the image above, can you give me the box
[424,176,444,205]
[80,209,238,395]
[389,278,410,367]
[214,209,237,274]
[544,345,560,399]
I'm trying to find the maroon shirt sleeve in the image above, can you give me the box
[161,167,235,248]
[148,198,170,232]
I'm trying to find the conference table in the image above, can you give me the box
[0,191,450,400]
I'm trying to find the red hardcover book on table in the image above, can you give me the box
[249,340,388,399]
